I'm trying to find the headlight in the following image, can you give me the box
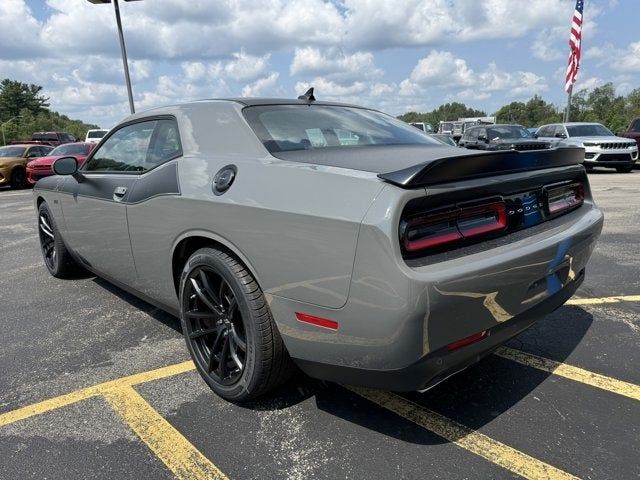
[583,142,596,147]
[27,162,34,168]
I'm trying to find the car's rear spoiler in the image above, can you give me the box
[378,147,585,188]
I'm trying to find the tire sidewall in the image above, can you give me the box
[179,248,260,401]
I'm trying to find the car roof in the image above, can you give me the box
[215,97,364,108]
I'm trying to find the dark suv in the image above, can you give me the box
[31,132,76,147]
[458,124,551,151]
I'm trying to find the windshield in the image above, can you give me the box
[566,124,614,137]
[487,126,531,140]
[51,144,91,156]
[243,105,439,153]
[0,146,25,157]
[87,130,107,139]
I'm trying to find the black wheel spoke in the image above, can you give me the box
[230,326,246,351]
[229,336,243,370]
[199,270,223,308]
[189,326,219,339]
[190,277,223,316]
[185,309,220,320]
[217,334,230,379]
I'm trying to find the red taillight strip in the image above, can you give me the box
[403,201,507,253]
[458,202,508,238]
[295,312,339,330]
[544,182,584,216]
[447,330,488,351]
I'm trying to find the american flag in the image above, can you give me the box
[564,0,584,93]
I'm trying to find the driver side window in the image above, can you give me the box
[85,121,156,173]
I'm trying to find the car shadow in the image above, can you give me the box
[88,273,594,445]
[92,276,182,334]
[244,305,594,446]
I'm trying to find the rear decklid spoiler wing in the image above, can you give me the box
[378,147,585,188]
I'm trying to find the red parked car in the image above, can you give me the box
[26,142,96,185]
[620,117,640,149]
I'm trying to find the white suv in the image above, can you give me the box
[536,122,638,173]
[85,129,109,144]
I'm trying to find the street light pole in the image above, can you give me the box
[112,0,135,114]
[87,0,140,114]
[0,116,22,146]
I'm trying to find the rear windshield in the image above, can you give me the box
[243,105,438,153]
[87,130,107,139]
[487,126,531,140]
[566,124,613,137]
[50,144,91,156]
[0,146,25,157]
[32,133,59,141]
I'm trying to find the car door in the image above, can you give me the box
[58,120,157,286]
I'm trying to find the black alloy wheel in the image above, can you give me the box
[38,209,57,271]
[180,248,294,402]
[183,266,247,386]
[37,202,82,278]
[10,168,26,189]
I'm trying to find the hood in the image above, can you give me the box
[568,136,631,143]
[27,154,88,166]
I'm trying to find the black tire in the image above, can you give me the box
[10,168,26,189]
[179,248,293,402]
[616,166,633,173]
[37,202,83,278]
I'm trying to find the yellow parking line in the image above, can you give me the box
[567,295,640,305]
[495,347,640,401]
[0,360,196,428]
[348,387,578,480]
[105,385,227,480]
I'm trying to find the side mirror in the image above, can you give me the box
[52,156,79,176]
[555,133,567,139]
[533,133,539,138]
[27,152,39,158]
[477,134,487,142]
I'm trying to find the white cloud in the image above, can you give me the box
[290,47,382,82]
[242,72,280,97]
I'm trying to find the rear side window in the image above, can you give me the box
[243,105,438,153]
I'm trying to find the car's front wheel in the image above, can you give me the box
[10,168,27,189]
[616,166,633,173]
[179,248,293,402]
[38,202,83,278]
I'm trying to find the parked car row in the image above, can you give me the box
[415,120,639,173]
[0,141,98,189]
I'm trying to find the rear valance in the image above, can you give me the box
[378,147,585,188]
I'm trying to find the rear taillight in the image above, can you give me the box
[402,201,507,253]
[544,182,584,216]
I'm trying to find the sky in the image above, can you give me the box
[0,0,637,128]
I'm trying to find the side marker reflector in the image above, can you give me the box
[295,312,339,330]
[447,330,488,351]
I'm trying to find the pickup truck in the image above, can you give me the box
[620,118,640,149]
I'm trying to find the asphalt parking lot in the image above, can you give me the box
[0,170,639,480]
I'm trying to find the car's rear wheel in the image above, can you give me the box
[179,248,293,402]
[38,202,83,278]
[616,166,633,173]
[10,168,26,189]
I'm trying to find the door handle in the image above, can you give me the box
[113,186,127,201]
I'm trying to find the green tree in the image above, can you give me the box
[0,79,50,120]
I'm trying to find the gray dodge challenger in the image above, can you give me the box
[33,95,604,402]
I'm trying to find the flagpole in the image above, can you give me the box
[564,85,573,123]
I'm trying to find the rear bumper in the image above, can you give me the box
[295,268,583,391]
[269,190,603,386]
